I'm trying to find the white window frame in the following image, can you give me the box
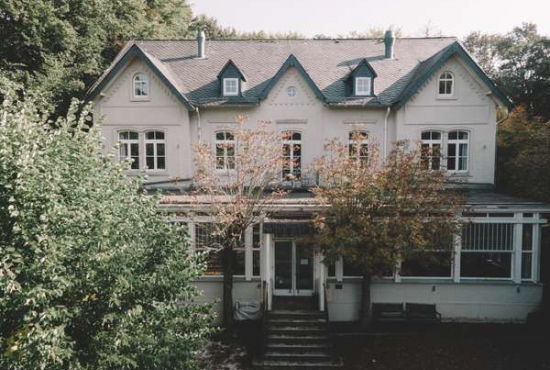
[223,78,239,96]
[132,73,150,100]
[144,131,166,171]
[355,77,372,96]
[446,130,469,173]
[420,130,443,171]
[348,130,369,163]
[438,71,455,98]
[215,131,236,170]
[118,130,140,170]
[282,131,302,180]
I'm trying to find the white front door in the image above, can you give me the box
[273,240,314,296]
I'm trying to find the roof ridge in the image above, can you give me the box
[133,36,458,42]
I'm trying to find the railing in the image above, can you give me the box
[323,281,333,357]
[258,279,269,357]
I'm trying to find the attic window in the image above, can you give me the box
[223,78,239,97]
[355,77,372,96]
[133,73,149,99]
[438,72,455,97]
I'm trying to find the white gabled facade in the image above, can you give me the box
[91,38,547,324]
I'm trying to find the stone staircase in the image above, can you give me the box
[254,309,343,369]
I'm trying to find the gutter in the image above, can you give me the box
[195,106,202,143]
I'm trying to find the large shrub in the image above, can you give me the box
[0,90,212,370]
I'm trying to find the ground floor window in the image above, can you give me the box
[400,251,453,278]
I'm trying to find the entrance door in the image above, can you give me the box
[273,240,313,296]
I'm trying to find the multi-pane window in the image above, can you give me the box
[447,130,469,172]
[438,72,454,97]
[420,131,442,170]
[521,224,534,280]
[400,233,453,278]
[118,131,140,170]
[349,131,369,164]
[215,131,235,170]
[144,131,166,170]
[355,77,372,96]
[223,78,239,96]
[460,223,514,279]
[133,73,149,98]
[282,131,302,180]
[194,224,246,276]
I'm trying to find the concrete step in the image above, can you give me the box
[253,358,343,369]
[266,343,331,353]
[267,318,327,326]
[268,310,325,320]
[267,334,330,346]
[264,351,332,362]
[267,326,328,336]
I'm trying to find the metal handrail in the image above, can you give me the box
[323,281,332,357]
[258,280,268,357]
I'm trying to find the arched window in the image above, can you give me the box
[145,131,166,170]
[420,131,442,170]
[447,130,469,172]
[215,131,235,170]
[348,130,369,163]
[282,131,302,180]
[133,73,149,98]
[118,130,140,170]
[438,72,454,97]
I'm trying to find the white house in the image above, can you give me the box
[88,31,548,323]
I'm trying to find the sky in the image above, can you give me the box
[190,0,550,38]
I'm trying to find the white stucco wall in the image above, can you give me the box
[395,56,498,184]
[93,59,192,181]
[326,280,542,322]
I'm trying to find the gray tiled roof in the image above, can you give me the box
[124,37,458,107]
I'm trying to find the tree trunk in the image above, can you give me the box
[221,247,234,330]
[359,272,372,329]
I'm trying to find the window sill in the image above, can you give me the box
[130,97,151,102]
[436,95,457,100]
[144,171,169,177]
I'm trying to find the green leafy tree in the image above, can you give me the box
[497,106,550,203]
[0,0,194,116]
[310,138,462,328]
[0,87,213,370]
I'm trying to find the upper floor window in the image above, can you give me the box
[145,131,166,170]
[355,77,372,96]
[447,130,469,172]
[420,131,442,170]
[223,78,239,97]
[282,131,302,180]
[119,131,140,170]
[215,131,235,170]
[133,73,149,99]
[349,131,369,164]
[438,72,454,97]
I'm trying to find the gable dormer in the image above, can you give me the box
[217,60,246,98]
[347,59,377,97]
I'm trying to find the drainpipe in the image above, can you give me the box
[384,107,391,161]
[195,106,202,143]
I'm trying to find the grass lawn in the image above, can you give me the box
[333,323,550,370]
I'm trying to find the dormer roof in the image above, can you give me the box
[217,59,247,81]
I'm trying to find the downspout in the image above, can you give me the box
[384,107,391,161]
[195,106,202,143]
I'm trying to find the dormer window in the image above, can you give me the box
[218,60,246,98]
[348,59,377,97]
[355,77,372,96]
[223,78,239,97]
[438,72,455,97]
[132,73,149,99]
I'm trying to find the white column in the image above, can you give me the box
[263,233,273,310]
[188,222,196,253]
[513,219,523,284]
[453,232,461,283]
[335,257,343,282]
[244,226,253,281]
[533,214,541,282]
[318,253,325,312]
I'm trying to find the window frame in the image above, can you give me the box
[420,130,443,171]
[223,78,239,97]
[348,130,369,164]
[118,130,141,170]
[215,131,236,171]
[437,71,455,98]
[446,130,469,173]
[144,130,166,171]
[354,77,372,96]
[282,131,302,180]
[132,73,150,100]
